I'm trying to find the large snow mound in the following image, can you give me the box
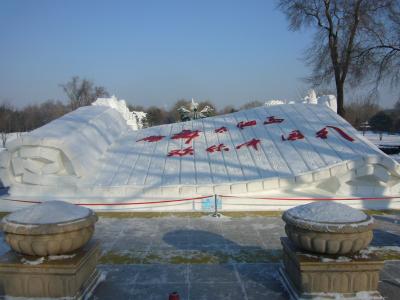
[286,202,368,223]
[5,201,91,224]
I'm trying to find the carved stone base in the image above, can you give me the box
[280,237,384,299]
[0,240,101,299]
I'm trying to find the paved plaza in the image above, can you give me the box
[1,211,400,299]
[90,212,400,300]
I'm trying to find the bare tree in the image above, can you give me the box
[344,97,381,128]
[240,100,264,110]
[355,2,400,88]
[277,0,394,117]
[0,102,14,147]
[60,76,109,110]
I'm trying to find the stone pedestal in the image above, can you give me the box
[280,237,384,299]
[0,240,101,299]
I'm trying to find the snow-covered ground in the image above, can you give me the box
[362,131,400,146]
[0,133,25,155]
[361,131,400,163]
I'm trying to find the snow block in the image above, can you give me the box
[355,165,374,177]
[312,169,331,182]
[346,159,364,170]
[0,151,10,168]
[279,177,296,188]
[42,161,61,175]
[262,178,279,190]
[295,173,314,184]
[19,147,41,159]
[214,185,231,194]
[11,157,24,176]
[379,156,399,174]
[161,186,180,196]
[22,159,44,174]
[373,165,390,183]
[196,185,215,195]
[0,169,11,187]
[231,183,248,194]
[247,181,263,192]
[329,164,348,176]
[180,185,197,195]
[364,156,380,165]
[38,147,61,163]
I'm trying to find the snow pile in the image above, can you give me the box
[303,89,337,112]
[20,253,77,265]
[92,96,147,130]
[318,95,337,113]
[302,89,319,105]
[21,257,45,265]
[311,291,379,300]
[320,256,352,262]
[265,90,337,112]
[265,99,287,106]
[286,202,368,223]
[6,201,90,225]
[48,253,76,260]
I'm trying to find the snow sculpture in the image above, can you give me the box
[317,94,337,113]
[92,96,147,130]
[1,201,98,256]
[0,104,130,188]
[265,99,287,106]
[283,202,374,255]
[302,89,318,105]
[265,90,337,112]
[0,101,399,211]
[178,98,214,121]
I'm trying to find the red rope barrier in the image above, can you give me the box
[77,195,212,206]
[1,199,42,204]
[2,194,399,207]
[1,195,213,206]
[219,195,400,201]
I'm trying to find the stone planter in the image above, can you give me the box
[1,201,97,256]
[282,202,374,255]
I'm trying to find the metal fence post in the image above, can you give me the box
[212,194,220,217]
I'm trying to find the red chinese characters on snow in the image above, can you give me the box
[206,144,229,153]
[264,116,284,125]
[237,120,256,130]
[167,146,194,157]
[281,130,304,141]
[215,126,228,133]
[236,138,261,151]
[316,127,329,139]
[136,135,165,142]
[171,130,201,144]
[316,126,354,142]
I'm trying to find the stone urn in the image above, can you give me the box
[282,202,374,255]
[1,201,98,256]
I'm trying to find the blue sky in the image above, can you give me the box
[0,0,397,109]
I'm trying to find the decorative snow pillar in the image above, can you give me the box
[0,201,101,299]
[280,202,384,299]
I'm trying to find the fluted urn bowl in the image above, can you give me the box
[282,202,374,255]
[1,201,98,256]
